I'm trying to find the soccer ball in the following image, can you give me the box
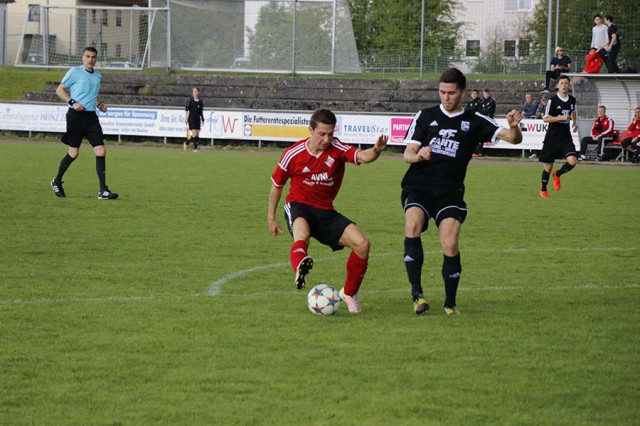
[307,284,341,315]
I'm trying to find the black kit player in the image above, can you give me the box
[184,87,205,152]
[50,47,118,200]
[538,75,578,198]
[402,68,523,315]
[268,109,388,314]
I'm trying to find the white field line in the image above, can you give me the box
[0,247,636,306]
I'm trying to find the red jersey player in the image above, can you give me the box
[268,109,388,313]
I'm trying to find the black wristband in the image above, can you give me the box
[68,99,76,106]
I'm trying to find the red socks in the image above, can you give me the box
[290,240,308,271]
[344,252,368,296]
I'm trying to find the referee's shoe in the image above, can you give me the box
[98,187,119,200]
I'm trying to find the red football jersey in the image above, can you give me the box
[271,138,360,210]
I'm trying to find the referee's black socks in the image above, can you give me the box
[404,236,424,299]
[555,162,575,177]
[55,154,76,182]
[96,156,107,191]
[193,137,199,150]
[442,253,461,308]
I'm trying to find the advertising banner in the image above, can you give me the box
[0,103,578,150]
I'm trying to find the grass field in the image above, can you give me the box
[1,141,639,425]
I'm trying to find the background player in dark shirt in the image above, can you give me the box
[465,89,481,112]
[542,47,571,92]
[538,75,578,198]
[51,46,117,200]
[473,88,497,156]
[402,68,523,315]
[184,87,205,152]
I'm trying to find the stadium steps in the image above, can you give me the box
[27,74,541,115]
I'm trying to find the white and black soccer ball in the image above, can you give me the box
[307,284,340,315]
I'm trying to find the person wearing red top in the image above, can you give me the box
[620,107,640,162]
[579,105,614,161]
[583,48,604,74]
[268,109,388,313]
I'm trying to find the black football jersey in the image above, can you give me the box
[543,93,576,142]
[185,97,204,120]
[402,104,501,189]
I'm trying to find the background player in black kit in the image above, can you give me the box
[538,75,578,198]
[402,68,523,315]
[184,87,205,152]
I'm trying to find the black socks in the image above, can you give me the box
[96,156,106,191]
[55,154,76,182]
[404,236,424,299]
[193,137,199,150]
[541,170,550,191]
[555,162,574,177]
[442,253,462,308]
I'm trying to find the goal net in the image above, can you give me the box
[15,0,360,74]
[15,4,168,69]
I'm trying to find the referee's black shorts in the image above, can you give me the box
[401,185,468,233]
[538,137,576,164]
[61,109,104,148]
[284,201,353,251]
[188,116,202,131]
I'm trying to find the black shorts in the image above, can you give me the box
[188,116,202,131]
[284,201,353,251]
[61,110,104,148]
[401,185,467,233]
[539,137,577,164]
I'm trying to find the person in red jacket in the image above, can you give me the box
[579,105,614,161]
[583,48,604,74]
[621,107,640,162]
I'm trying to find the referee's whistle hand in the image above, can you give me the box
[73,103,85,111]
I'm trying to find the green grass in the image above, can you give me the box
[1,141,639,425]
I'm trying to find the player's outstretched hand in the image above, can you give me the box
[417,146,431,161]
[98,103,107,113]
[506,109,523,127]
[269,219,284,237]
[374,134,388,153]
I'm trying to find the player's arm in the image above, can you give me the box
[543,114,570,123]
[571,110,578,133]
[56,83,84,111]
[403,143,431,163]
[268,184,284,236]
[357,135,388,164]
[184,100,189,124]
[496,110,523,145]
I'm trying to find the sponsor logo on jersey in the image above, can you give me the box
[324,156,335,167]
[461,121,470,132]
[429,129,460,158]
[311,172,329,182]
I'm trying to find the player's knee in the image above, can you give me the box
[355,235,370,258]
[94,146,106,157]
[405,220,422,238]
[567,156,577,166]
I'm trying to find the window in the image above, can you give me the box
[102,10,108,26]
[28,5,40,22]
[505,0,532,11]
[116,10,122,27]
[518,39,531,56]
[101,42,108,56]
[91,10,96,24]
[504,40,516,57]
[115,44,122,57]
[466,40,480,57]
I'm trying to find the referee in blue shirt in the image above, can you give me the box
[51,46,118,199]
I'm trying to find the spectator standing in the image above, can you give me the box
[523,93,539,118]
[620,107,640,162]
[184,87,205,152]
[473,89,496,157]
[541,47,571,92]
[604,15,621,74]
[583,48,604,73]
[579,105,614,161]
[465,89,481,112]
[591,14,609,51]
